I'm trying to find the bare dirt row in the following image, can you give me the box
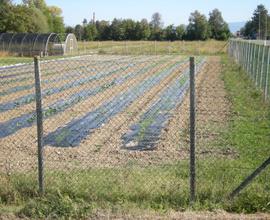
[0,56,187,172]
[0,56,230,174]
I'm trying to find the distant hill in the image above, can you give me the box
[228,22,246,34]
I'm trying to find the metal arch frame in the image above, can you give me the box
[29,34,40,57]
[32,33,55,57]
[9,33,26,54]
[45,33,64,56]
[55,34,65,56]
[64,33,78,55]
[44,33,56,56]
[64,33,72,54]
[0,33,4,51]
[0,32,67,57]
[55,34,65,55]
[8,33,16,52]
[32,33,42,56]
[0,33,13,51]
[20,33,28,56]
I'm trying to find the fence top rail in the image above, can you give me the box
[229,38,270,46]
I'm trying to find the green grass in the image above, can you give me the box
[0,56,33,66]
[0,54,83,67]
[0,55,269,218]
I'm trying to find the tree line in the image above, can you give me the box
[66,9,231,41]
[241,4,270,39]
[0,0,231,41]
[0,0,65,33]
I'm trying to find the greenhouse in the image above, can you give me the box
[0,33,71,57]
[62,33,78,55]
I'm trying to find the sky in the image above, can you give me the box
[14,0,270,27]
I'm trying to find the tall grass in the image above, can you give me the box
[78,40,228,55]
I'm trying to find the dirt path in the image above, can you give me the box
[195,56,233,157]
[1,210,269,220]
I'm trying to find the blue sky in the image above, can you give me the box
[14,0,270,26]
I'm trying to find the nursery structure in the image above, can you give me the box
[0,33,78,57]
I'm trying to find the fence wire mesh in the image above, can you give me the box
[38,55,207,202]
[228,39,270,101]
[0,52,269,215]
[195,55,270,210]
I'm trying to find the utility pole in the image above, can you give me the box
[266,14,268,41]
[93,12,96,24]
[259,11,261,39]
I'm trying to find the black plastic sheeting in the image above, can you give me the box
[44,60,186,147]
[0,63,135,112]
[122,58,206,151]
[0,57,174,138]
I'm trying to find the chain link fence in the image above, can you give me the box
[0,52,269,216]
[228,39,270,101]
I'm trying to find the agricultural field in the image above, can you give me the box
[0,55,206,172]
[0,52,269,218]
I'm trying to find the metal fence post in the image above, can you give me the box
[34,56,44,194]
[255,45,261,87]
[260,45,266,89]
[189,57,196,204]
[265,46,270,101]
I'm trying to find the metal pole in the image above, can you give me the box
[256,45,261,87]
[265,46,270,101]
[259,12,261,40]
[189,57,196,204]
[260,45,266,89]
[229,156,270,199]
[34,56,44,194]
[155,40,157,55]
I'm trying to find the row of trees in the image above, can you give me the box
[0,0,65,33]
[241,5,270,39]
[66,9,230,41]
[0,0,230,41]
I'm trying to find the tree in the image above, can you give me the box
[83,23,97,41]
[31,7,49,32]
[252,5,269,39]
[110,18,125,40]
[208,9,230,40]
[135,19,151,40]
[164,25,177,41]
[0,0,12,5]
[0,2,48,33]
[175,25,186,40]
[242,5,270,39]
[48,6,65,33]
[74,24,83,40]
[186,10,209,40]
[22,0,35,7]
[150,12,164,40]
[65,26,74,34]
[0,0,13,32]
[122,19,136,40]
[22,0,64,33]
[150,12,163,29]
[96,20,110,40]
[82,18,88,27]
